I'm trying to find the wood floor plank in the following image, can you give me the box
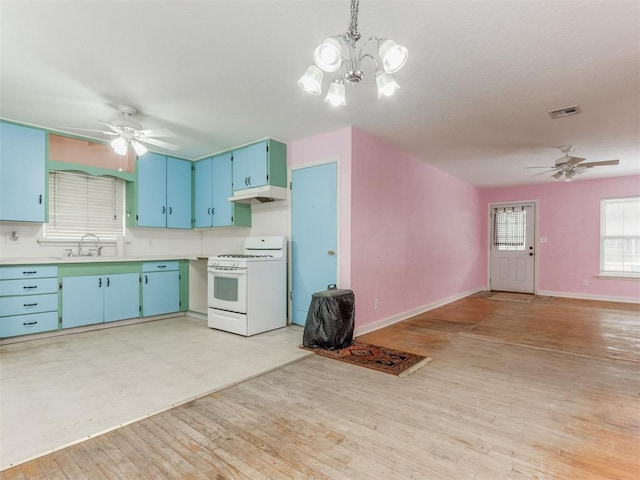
[6,294,639,479]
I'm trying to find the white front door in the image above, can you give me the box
[490,203,536,293]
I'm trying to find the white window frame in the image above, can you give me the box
[600,196,640,278]
[44,171,125,242]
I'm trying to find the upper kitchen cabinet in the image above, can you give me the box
[231,140,287,192]
[0,122,46,222]
[194,153,251,228]
[132,153,192,229]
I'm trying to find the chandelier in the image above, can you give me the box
[298,0,408,106]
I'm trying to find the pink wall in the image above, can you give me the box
[288,127,353,287]
[350,129,485,328]
[482,176,640,300]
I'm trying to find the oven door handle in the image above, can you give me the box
[208,268,247,275]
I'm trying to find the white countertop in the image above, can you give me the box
[0,255,200,266]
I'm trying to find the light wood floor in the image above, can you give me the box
[3,294,639,479]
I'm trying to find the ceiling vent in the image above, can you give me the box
[548,105,581,119]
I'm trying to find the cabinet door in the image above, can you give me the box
[104,273,140,322]
[0,122,46,222]
[137,153,167,227]
[142,271,179,316]
[232,145,250,191]
[244,141,268,188]
[166,157,192,229]
[211,153,233,226]
[62,276,104,328]
[194,158,213,227]
[232,142,268,191]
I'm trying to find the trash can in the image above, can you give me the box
[303,288,355,350]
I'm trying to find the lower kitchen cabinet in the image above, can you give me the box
[142,261,180,316]
[62,273,140,329]
[0,265,59,338]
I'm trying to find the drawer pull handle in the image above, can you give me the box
[22,271,37,275]
[23,321,38,326]
[157,265,167,269]
[23,285,38,289]
[23,303,38,307]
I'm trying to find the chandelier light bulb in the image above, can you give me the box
[324,77,347,106]
[378,39,409,73]
[111,137,128,156]
[298,65,324,95]
[376,70,400,98]
[314,37,343,72]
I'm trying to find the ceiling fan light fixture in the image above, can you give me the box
[110,137,128,156]
[131,140,148,156]
[552,171,563,181]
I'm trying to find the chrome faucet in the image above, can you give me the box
[79,234,102,256]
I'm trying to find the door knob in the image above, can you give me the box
[328,250,336,255]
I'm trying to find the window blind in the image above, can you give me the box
[493,207,526,250]
[44,171,125,241]
[601,197,640,274]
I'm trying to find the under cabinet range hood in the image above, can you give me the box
[228,185,288,204]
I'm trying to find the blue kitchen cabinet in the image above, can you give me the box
[136,153,191,228]
[193,153,251,228]
[62,276,104,329]
[0,265,59,338]
[62,273,140,328]
[142,262,180,316]
[103,273,140,322]
[232,141,268,190]
[194,157,213,227]
[0,122,46,222]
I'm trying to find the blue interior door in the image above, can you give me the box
[291,162,337,325]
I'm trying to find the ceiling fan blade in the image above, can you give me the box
[57,126,118,135]
[139,137,181,151]
[579,159,620,168]
[565,156,586,166]
[530,170,556,177]
[96,120,122,133]
[136,128,176,138]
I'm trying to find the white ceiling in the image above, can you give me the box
[1,0,639,187]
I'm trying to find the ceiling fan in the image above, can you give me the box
[526,145,619,182]
[59,104,180,156]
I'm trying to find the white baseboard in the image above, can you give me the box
[537,290,640,304]
[354,288,483,337]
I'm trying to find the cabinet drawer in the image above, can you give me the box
[0,277,59,296]
[0,293,58,317]
[0,265,58,280]
[0,311,59,338]
[142,261,179,272]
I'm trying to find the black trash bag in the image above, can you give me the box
[303,289,355,350]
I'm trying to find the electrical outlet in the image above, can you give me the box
[582,280,589,287]
[374,299,380,310]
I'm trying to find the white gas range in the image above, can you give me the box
[207,236,287,336]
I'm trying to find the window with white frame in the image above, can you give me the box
[600,196,640,275]
[493,206,526,251]
[44,171,125,241]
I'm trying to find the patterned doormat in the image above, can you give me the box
[306,342,432,377]
[490,292,535,303]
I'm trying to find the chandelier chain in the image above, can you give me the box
[346,0,361,45]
